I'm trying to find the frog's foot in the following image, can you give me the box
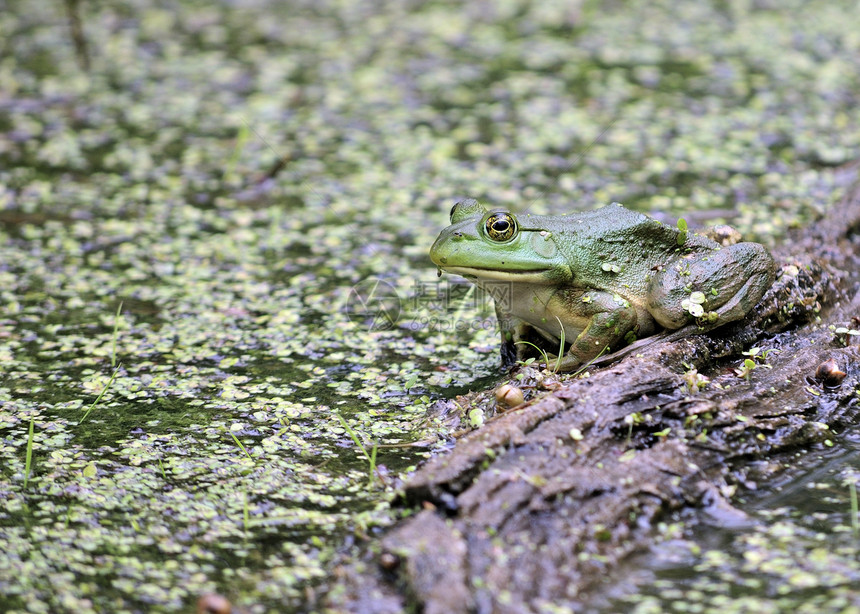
[705,268,774,326]
[588,330,678,367]
[546,346,612,372]
[500,333,519,369]
[497,311,551,370]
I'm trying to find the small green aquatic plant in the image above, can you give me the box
[831,325,860,346]
[228,430,254,462]
[741,346,778,364]
[682,363,709,395]
[226,122,251,180]
[79,366,120,424]
[571,345,610,378]
[514,317,567,373]
[676,217,688,246]
[734,358,757,382]
[734,346,778,382]
[23,417,35,488]
[514,342,550,370]
[404,373,419,391]
[336,413,378,488]
[111,302,122,368]
[554,316,566,373]
[79,304,124,425]
[624,411,645,446]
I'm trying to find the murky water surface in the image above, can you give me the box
[1,0,859,611]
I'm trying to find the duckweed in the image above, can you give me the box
[2,0,860,611]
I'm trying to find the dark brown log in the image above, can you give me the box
[325,175,860,613]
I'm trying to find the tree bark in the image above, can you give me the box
[324,174,860,613]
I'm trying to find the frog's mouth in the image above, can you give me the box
[440,265,555,284]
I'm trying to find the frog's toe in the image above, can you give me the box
[710,267,774,324]
[499,342,518,369]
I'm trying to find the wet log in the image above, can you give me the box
[324,176,860,613]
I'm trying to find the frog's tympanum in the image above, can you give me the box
[430,199,776,371]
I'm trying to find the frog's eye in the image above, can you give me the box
[485,212,518,242]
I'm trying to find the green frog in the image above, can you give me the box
[429,199,776,371]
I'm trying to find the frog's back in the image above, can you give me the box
[542,203,670,241]
[549,201,676,249]
[548,203,718,291]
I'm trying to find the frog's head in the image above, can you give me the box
[429,198,571,284]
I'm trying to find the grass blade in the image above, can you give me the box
[553,316,566,373]
[572,345,610,378]
[243,491,250,532]
[335,413,370,461]
[850,481,859,537]
[229,431,254,461]
[79,366,121,425]
[111,301,123,368]
[336,413,378,487]
[514,340,550,369]
[23,417,35,488]
[368,444,378,488]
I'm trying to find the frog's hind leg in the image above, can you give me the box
[552,290,640,371]
[648,242,776,330]
[692,242,776,330]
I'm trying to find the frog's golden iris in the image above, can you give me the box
[485,212,517,242]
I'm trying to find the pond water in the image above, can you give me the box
[598,430,860,613]
[2,0,860,612]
